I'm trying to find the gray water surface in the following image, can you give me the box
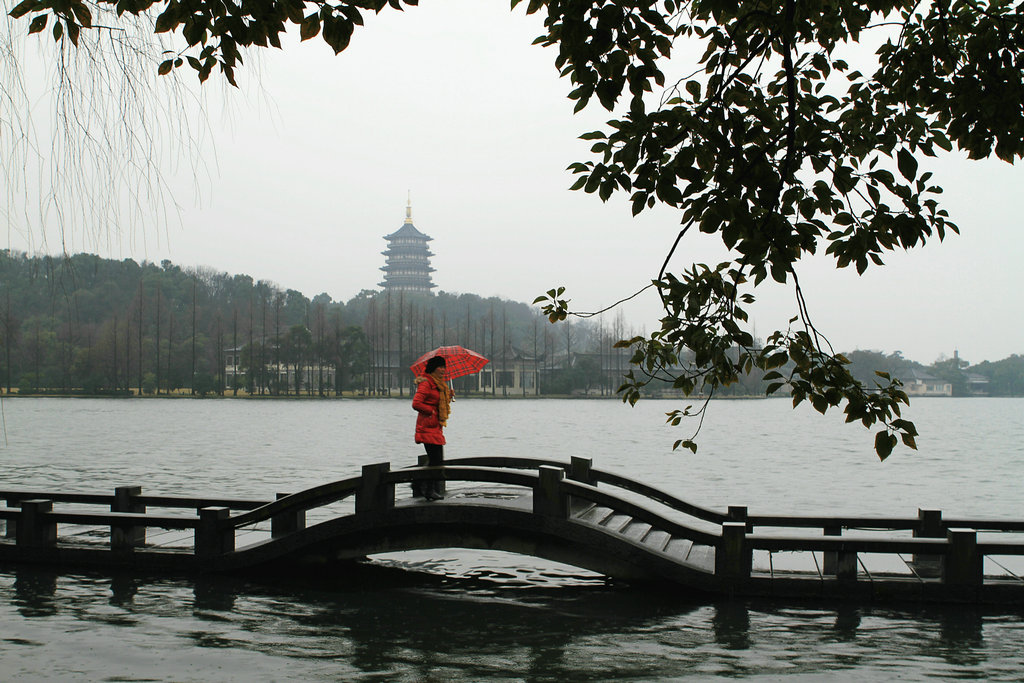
[1,397,1022,680]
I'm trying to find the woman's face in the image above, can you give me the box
[429,365,446,381]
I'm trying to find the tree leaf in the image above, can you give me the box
[300,15,320,41]
[897,148,918,182]
[28,14,47,34]
[874,430,896,461]
[154,7,177,33]
[8,0,40,19]
[71,2,92,28]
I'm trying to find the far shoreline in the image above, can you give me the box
[0,391,778,401]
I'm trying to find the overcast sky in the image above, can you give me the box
[6,0,1023,365]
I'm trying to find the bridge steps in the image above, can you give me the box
[620,521,653,543]
[658,537,715,571]
[684,544,715,571]
[570,502,716,572]
[641,528,671,550]
[663,537,692,558]
[572,503,610,524]
[605,514,633,533]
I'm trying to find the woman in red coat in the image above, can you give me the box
[412,356,452,500]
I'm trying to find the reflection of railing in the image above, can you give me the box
[3,458,1024,601]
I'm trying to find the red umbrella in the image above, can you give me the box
[410,345,489,379]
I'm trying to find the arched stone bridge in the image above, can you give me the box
[3,457,1024,604]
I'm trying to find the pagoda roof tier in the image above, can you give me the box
[378,281,437,289]
[384,223,432,241]
[381,249,434,257]
[380,265,436,272]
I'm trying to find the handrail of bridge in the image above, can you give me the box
[444,456,731,524]
[387,466,538,489]
[223,468,542,531]
[747,533,1024,555]
[45,510,200,530]
[204,463,723,552]
[445,457,1024,538]
[743,513,1024,533]
[1,491,116,506]
[557,477,721,546]
[351,462,1024,586]
[228,476,362,529]
[5,461,1024,592]
[1,488,269,511]
[8,461,1024,550]
[405,464,723,546]
[224,462,586,533]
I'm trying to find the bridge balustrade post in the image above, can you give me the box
[112,485,146,550]
[272,493,306,538]
[196,506,234,558]
[569,457,595,485]
[4,495,18,539]
[942,528,982,588]
[728,506,750,532]
[17,499,57,548]
[356,463,395,513]
[822,526,857,579]
[913,508,944,575]
[534,466,568,519]
[715,521,751,581]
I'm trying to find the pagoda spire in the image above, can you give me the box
[404,192,413,225]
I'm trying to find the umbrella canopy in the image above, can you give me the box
[410,345,489,380]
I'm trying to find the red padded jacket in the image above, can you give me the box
[412,378,445,445]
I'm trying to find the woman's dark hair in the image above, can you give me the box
[424,356,446,373]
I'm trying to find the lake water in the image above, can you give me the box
[1,397,1022,680]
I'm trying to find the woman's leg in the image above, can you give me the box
[424,443,444,499]
[424,443,444,467]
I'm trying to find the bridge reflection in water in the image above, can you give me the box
[3,457,1024,605]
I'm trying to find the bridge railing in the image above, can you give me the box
[0,487,272,554]
[439,457,1024,587]
[448,455,1024,532]
[338,462,730,554]
[5,462,1024,591]
[445,456,731,524]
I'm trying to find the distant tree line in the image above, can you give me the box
[2,251,1020,398]
[842,350,1024,397]
[0,251,352,396]
[0,251,640,397]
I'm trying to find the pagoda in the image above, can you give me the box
[379,200,436,293]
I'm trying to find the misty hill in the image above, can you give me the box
[0,250,624,395]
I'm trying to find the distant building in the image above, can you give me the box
[965,372,990,396]
[379,200,436,293]
[475,345,544,396]
[903,368,953,396]
[224,343,336,395]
